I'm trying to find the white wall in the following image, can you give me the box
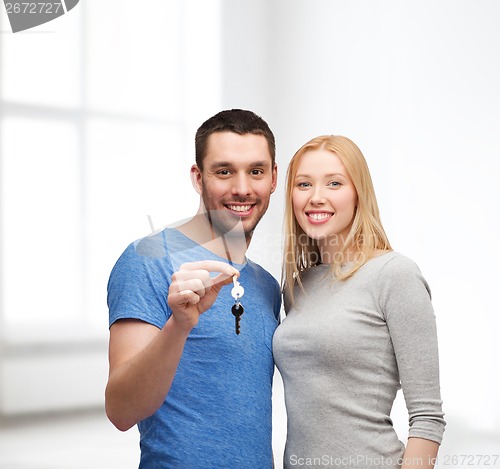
[1,0,499,466]
[221,0,500,466]
[0,0,222,415]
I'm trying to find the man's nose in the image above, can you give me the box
[231,173,252,196]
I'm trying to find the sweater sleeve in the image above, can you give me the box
[378,255,446,444]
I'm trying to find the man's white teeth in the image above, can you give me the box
[228,205,252,212]
[309,212,331,220]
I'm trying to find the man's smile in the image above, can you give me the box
[225,203,255,216]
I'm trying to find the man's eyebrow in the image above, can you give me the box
[208,161,234,169]
[208,160,271,169]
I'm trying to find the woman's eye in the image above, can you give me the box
[297,182,311,188]
[328,181,341,187]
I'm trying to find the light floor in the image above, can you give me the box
[0,376,285,469]
[0,409,140,469]
[0,406,498,469]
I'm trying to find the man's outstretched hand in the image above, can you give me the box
[167,260,239,332]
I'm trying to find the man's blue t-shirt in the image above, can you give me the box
[107,228,281,468]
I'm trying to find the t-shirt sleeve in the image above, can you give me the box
[378,255,446,444]
[107,239,173,329]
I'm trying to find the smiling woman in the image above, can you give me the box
[283,135,391,285]
[292,149,358,252]
[275,134,445,469]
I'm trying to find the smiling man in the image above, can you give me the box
[105,110,281,468]
[193,130,274,241]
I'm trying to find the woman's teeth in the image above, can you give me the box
[308,212,332,220]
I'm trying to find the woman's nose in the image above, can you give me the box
[309,186,326,205]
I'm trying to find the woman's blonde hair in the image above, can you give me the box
[282,135,392,303]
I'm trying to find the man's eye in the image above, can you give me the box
[250,169,264,175]
[217,170,231,176]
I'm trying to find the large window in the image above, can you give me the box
[0,0,221,336]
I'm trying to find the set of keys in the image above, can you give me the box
[231,275,245,335]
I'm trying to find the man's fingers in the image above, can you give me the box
[168,290,200,309]
[175,278,206,297]
[178,290,200,305]
[210,272,238,289]
[174,262,240,295]
[170,261,240,308]
[179,261,239,279]
[175,269,211,282]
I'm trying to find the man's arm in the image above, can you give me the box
[105,261,238,431]
[105,317,190,431]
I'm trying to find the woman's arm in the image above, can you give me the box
[378,256,446,458]
[401,437,439,469]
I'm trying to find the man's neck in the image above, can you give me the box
[176,213,249,264]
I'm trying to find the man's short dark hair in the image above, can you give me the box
[195,109,276,170]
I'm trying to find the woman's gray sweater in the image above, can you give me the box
[273,251,445,468]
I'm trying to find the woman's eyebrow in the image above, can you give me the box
[295,172,346,178]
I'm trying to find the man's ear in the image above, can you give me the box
[270,163,278,194]
[190,164,203,195]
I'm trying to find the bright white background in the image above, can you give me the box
[1,1,499,468]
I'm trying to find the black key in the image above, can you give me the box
[231,303,244,335]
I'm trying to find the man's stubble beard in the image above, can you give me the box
[201,188,269,241]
